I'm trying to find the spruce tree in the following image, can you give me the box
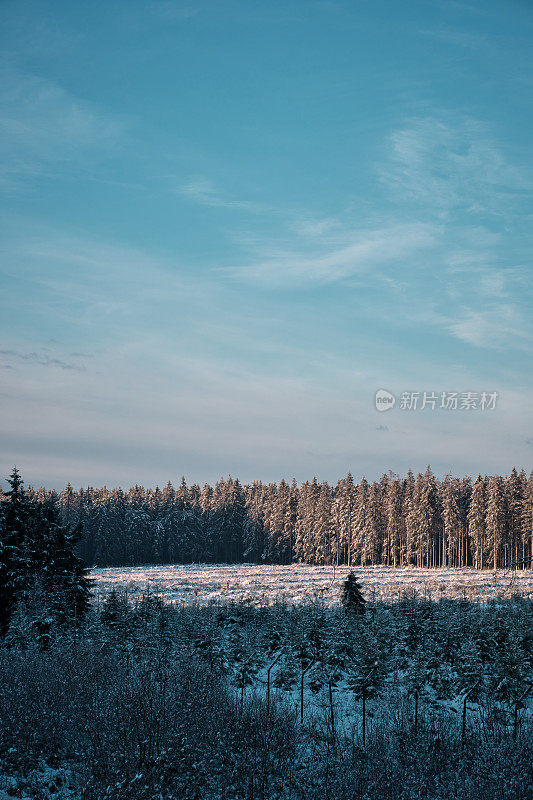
[341,571,366,614]
[441,475,461,568]
[1,469,91,635]
[506,468,525,566]
[486,476,507,569]
[33,498,92,623]
[468,475,487,570]
[385,477,404,567]
[351,478,372,565]
[0,468,31,636]
[522,472,533,569]
[333,473,355,565]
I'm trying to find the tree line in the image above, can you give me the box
[7,466,531,570]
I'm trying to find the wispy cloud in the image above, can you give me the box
[179,177,263,211]
[176,113,531,359]
[4,226,183,304]
[381,115,531,218]
[447,306,531,349]
[222,222,438,288]
[0,71,126,188]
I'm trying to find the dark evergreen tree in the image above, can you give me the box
[32,497,92,623]
[0,468,31,636]
[1,469,91,635]
[341,571,366,614]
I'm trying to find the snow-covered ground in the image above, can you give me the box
[90,563,533,606]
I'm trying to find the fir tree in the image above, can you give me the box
[468,475,487,570]
[351,478,372,565]
[1,469,91,635]
[385,477,404,567]
[34,498,92,623]
[0,468,31,636]
[506,467,525,566]
[486,476,507,569]
[341,571,366,614]
[441,475,461,568]
[522,472,533,568]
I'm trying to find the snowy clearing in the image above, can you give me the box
[90,563,533,606]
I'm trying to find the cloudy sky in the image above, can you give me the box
[1,0,532,489]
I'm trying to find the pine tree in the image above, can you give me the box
[486,476,507,569]
[441,475,461,568]
[268,479,295,564]
[199,483,214,561]
[421,467,441,568]
[294,479,319,563]
[468,475,487,570]
[34,498,92,623]
[0,468,31,636]
[346,628,384,746]
[333,474,355,565]
[406,474,423,566]
[506,467,525,566]
[1,469,91,635]
[385,477,404,567]
[261,482,279,562]
[242,481,265,562]
[522,472,533,569]
[341,571,366,614]
[365,481,384,565]
[351,478,373,565]
[314,482,333,565]
[401,470,415,565]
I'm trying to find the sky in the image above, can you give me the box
[0,0,532,490]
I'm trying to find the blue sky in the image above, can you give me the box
[1,0,532,489]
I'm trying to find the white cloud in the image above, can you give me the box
[179,177,263,211]
[222,222,438,287]
[0,72,126,187]
[382,115,531,217]
[448,306,530,349]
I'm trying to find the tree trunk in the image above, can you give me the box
[329,681,335,744]
[362,689,366,747]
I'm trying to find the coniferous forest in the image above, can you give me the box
[14,467,532,570]
[0,470,532,799]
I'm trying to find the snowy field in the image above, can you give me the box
[90,563,533,606]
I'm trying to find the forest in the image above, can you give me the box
[1,589,531,800]
[15,467,533,570]
[1,469,532,799]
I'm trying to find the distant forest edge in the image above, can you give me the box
[4,467,532,570]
